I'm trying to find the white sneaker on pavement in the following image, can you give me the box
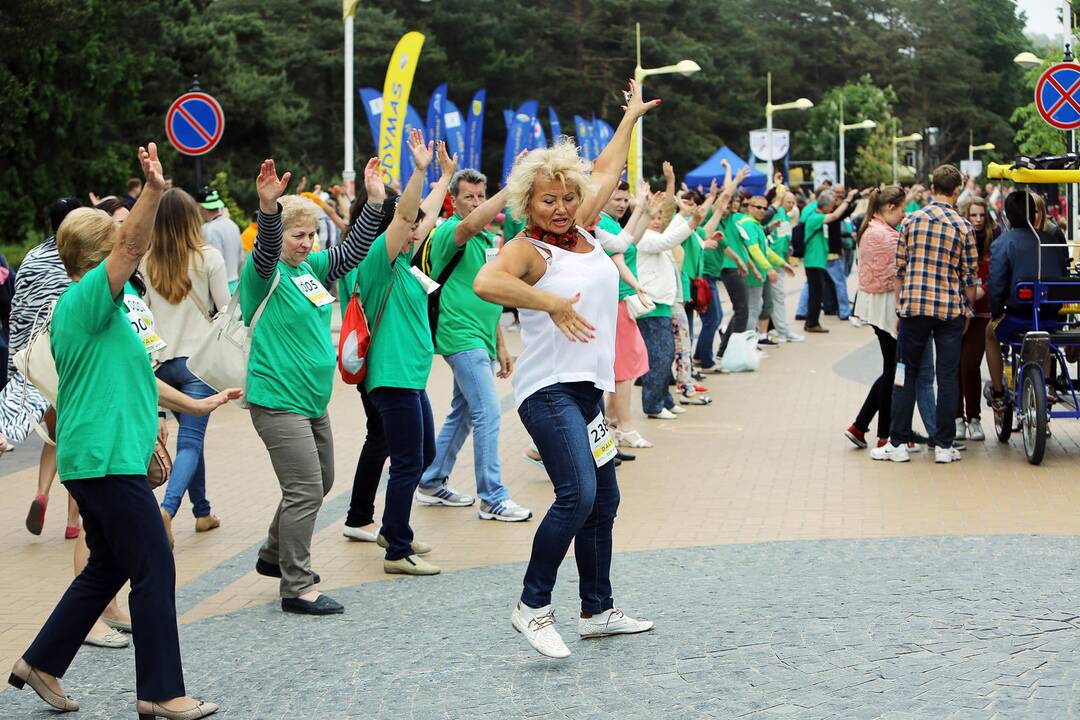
[578,608,655,638]
[870,442,911,462]
[479,499,532,522]
[955,417,967,440]
[415,484,475,507]
[647,408,678,420]
[935,446,962,463]
[512,602,571,658]
[967,418,985,441]
[783,332,805,342]
[669,405,687,415]
[342,525,378,542]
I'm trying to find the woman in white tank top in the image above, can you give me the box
[474,80,660,660]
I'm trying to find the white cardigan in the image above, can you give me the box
[143,246,231,363]
[635,215,693,307]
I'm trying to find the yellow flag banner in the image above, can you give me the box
[342,0,358,20]
[626,120,641,190]
[378,31,425,187]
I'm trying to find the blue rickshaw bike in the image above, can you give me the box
[985,160,1080,464]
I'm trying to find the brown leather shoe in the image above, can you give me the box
[804,324,830,333]
[160,507,174,549]
[194,515,220,533]
[8,657,79,712]
[136,698,219,719]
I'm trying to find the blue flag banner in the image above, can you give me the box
[503,109,514,129]
[444,100,466,166]
[588,114,602,161]
[464,89,486,171]
[400,103,424,188]
[503,100,539,183]
[359,88,383,151]
[531,118,548,150]
[573,115,594,161]
[548,107,562,140]
[593,117,614,157]
[425,83,448,184]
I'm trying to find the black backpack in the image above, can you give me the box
[412,235,467,343]
[790,223,807,259]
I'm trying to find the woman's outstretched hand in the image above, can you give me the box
[621,78,662,119]
[257,159,291,214]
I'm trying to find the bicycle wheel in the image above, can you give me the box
[1021,365,1047,465]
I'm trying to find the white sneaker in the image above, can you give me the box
[512,602,571,658]
[935,446,962,463]
[870,442,910,462]
[967,419,985,441]
[415,484,475,507]
[479,499,532,522]
[578,608,655,638]
[647,408,678,420]
[783,332,805,342]
[342,525,378,542]
[850,316,865,328]
[955,418,967,440]
[669,405,687,415]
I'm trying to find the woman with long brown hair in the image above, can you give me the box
[955,196,998,440]
[144,188,230,545]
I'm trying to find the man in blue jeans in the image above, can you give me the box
[416,170,532,522]
[871,165,978,464]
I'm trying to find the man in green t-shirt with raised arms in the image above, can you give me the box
[416,169,532,522]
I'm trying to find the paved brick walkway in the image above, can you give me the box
[3,283,1080,718]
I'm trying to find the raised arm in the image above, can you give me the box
[324,157,386,283]
[107,143,165,296]
[386,129,434,261]
[415,142,457,243]
[455,185,511,247]
[825,188,859,223]
[252,159,293,280]
[574,79,662,226]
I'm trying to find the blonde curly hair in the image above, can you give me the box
[505,137,594,224]
[278,194,322,232]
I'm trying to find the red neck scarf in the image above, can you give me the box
[526,225,578,251]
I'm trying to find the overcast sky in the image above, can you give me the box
[1019,0,1065,38]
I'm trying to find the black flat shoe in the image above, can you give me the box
[256,558,321,585]
[615,449,636,462]
[613,457,622,467]
[281,594,344,615]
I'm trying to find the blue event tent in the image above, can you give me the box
[683,146,766,196]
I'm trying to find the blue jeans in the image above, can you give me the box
[637,315,675,415]
[916,341,936,436]
[421,348,508,505]
[518,382,619,614]
[889,316,963,449]
[369,387,435,561]
[825,258,851,319]
[693,275,723,368]
[155,357,214,518]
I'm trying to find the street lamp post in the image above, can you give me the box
[891,119,923,184]
[967,129,995,177]
[628,23,700,188]
[765,72,813,183]
[837,96,876,188]
[343,0,359,198]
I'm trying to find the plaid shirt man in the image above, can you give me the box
[895,200,978,320]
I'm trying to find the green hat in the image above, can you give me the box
[198,188,225,211]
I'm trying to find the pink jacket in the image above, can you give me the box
[858,217,899,294]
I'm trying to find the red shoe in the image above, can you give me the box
[844,425,867,449]
[876,438,888,448]
[26,494,47,536]
[64,526,80,540]
[693,384,709,393]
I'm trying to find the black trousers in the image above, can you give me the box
[854,326,898,439]
[346,386,388,528]
[805,267,827,327]
[719,268,749,357]
[24,474,184,701]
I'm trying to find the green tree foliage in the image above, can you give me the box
[796,76,898,163]
[1011,50,1068,157]
[0,0,1035,248]
[850,127,895,187]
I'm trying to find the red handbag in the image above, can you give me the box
[338,273,394,385]
[690,277,714,314]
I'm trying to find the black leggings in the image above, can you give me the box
[346,387,388,528]
[854,325,897,439]
[805,267,827,327]
[719,268,749,356]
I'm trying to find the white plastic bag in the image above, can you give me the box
[719,330,761,373]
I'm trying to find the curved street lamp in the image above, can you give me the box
[891,121,923,184]
[837,97,876,187]
[765,72,813,182]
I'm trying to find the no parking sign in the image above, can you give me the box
[165,92,225,156]
[1035,62,1080,131]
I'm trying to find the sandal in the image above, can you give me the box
[616,429,653,449]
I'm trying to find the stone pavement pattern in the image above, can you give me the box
[3,283,1080,718]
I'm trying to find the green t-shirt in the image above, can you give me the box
[52,260,158,481]
[430,214,502,359]
[800,200,818,223]
[350,233,434,392]
[681,227,705,302]
[905,200,921,214]
[598,212,638,300]
[720,213,749,271]
[803,209,828,269]
[769,215,792,260]
[738,216,770,288]
[240,250,336,418]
